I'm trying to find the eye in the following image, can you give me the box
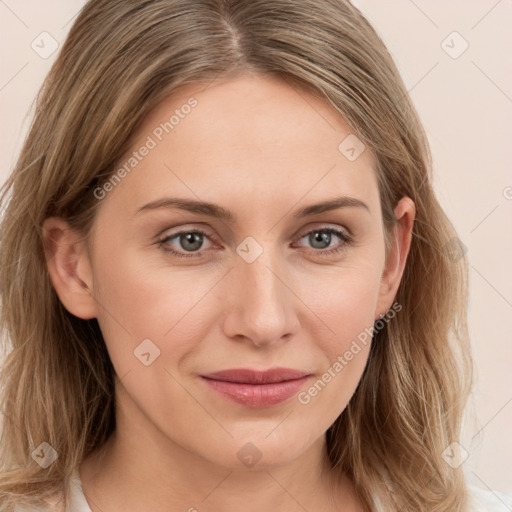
[158,228,214,258]
[294,227,353,256]
[158,225,353,259]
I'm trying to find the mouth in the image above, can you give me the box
[199,368,311,408]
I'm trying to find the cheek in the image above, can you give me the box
[295,260,383,412]
[89,245,224,441]
[304,260,384,348]
[90,241,226,372]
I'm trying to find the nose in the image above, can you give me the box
[221,249,301,348]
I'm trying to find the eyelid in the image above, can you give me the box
[294,223,351,239]
[157,223,349,243]
[156,222,215,239]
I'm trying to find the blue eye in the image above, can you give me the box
[159,229,212,258]
[296,227,353,256]
[158,226,353,259]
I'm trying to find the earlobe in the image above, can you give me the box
[375,196,415,319]
[42,217,98,320]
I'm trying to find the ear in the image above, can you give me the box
[42,217,98,320]
[375,196,415,320]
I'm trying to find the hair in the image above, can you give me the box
[0,0,473,510]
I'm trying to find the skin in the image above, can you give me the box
[43,73,415,512]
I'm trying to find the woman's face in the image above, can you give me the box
[50,73,413,470]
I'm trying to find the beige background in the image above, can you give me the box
[1,0,511,496]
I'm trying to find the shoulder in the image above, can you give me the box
[467,484,512,511]
[11,500,61,512]
[11,494,65,512]
[12,468,91,512]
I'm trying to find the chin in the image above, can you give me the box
[198,434,314,471]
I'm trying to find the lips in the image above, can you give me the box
[202,368,309,384]
[200,368,311,408]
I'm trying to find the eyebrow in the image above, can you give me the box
[135,195,370,222]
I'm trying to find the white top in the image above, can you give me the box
[13,469,512,511]
[468,485,512,511]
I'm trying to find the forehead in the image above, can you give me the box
[99,74,380,222]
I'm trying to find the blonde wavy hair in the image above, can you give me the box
[0,0,473,510]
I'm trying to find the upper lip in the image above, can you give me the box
[200,368,310,384]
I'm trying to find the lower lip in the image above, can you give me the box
[201,376,309,408]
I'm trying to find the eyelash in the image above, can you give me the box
[158,227,353,259]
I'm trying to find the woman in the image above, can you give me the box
[0,1,508,510]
